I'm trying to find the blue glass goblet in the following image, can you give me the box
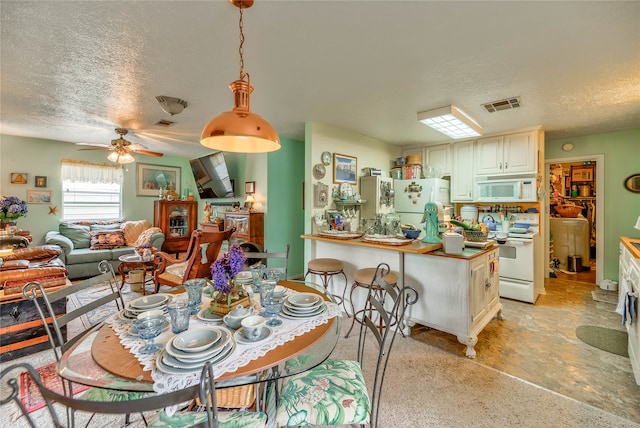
[133,316,165,354]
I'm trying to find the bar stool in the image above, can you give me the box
[345,266,398,338]
[304,258,348,312]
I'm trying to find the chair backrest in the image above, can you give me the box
[1,361,213,428]
[182,228,236,280]
[22,260,124,362]
[243,244,290,279]
[356,262,418,428]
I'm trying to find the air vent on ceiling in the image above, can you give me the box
[155,119,175,127]
[482,97,521,113]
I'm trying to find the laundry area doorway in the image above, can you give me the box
[545,154,604,285]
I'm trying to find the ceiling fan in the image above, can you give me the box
[80,128,164,163]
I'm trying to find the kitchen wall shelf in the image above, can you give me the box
[334,200,367,210]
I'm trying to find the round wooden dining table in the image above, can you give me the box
[57,280,341,393]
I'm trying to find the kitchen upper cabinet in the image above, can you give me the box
[476,131,537,176]
[425,144,451,176]
[451,140,475,201]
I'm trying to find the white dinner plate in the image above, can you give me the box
[173,328,222,353]
[197,307,224,322]
[165,328,231,361]
[286,293,321,308]
[129,294,170,310]
[280,304,327,319]
[283,300,324,313]
[234,326,272,344]
[156,341,236,374]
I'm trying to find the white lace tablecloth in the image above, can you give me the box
[107,287,340,401]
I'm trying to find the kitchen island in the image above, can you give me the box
[303,234,502,358]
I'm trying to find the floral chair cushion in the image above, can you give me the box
[165,261,188,278]
[147,409,267,428]
[275,358,371,426]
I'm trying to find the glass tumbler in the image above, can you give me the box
[259,280,276,317]
[167,301,191,334]
[250,265,266,294]
[265,269,281,282]
[183,278,205,315]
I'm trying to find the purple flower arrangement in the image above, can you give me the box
[209,244,247,303]
[0,196,28,222]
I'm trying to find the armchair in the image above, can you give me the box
[153,228,235,294]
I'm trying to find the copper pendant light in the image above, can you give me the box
[200,0,280,153]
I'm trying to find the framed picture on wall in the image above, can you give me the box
[10,173,28,184]
[333,153,357,185]
[571,165,594,182]
[137,163,181,197]
[35,176,47,188]
[27,190,51,204]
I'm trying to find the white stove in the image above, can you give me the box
[479,212,542,303]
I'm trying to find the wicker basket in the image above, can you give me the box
[196,384,256,409]
[555,204,582,218]
[210,295,250,316]
[463,230,488,242]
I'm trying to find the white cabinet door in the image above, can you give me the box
[476,131,537,176]
[451,140,475,201]
[503,131,536,174]
[475,136,503,175]
[425,144,451,176]
[469,254,489,324]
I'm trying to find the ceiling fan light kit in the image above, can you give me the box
[156,96,188,116]
[417,105,483,139]
[81,128,164,163]
[200,0,280,153]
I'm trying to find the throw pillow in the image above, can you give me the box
[89,230,126,250]
[133,227,163,247]
[121,220,152,246]
[59,223,91,249]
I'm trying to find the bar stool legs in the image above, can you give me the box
[304,258,348,314]
[345,267,399,338]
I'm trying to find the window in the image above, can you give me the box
[61,160,123,221]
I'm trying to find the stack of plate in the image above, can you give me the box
[156,327,235,374]
[280,293,327,319]
[118,294,172,322]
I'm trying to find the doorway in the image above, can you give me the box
[544,154,604,285]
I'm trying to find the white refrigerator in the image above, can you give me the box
[393,178,450,229]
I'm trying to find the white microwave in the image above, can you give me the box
[476,178,537,202]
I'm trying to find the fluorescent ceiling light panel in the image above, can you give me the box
[417,106,482,139]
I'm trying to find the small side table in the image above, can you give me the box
[117,254,155,295]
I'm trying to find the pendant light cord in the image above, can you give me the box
[238,7,245,81]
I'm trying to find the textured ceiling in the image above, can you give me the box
[1,1,639,158]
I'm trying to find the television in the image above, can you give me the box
[189,152,235,199]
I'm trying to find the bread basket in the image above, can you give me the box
[554,204,582,218]
[462,230,488,242]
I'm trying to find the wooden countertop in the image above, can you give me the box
[301,234,442,254]
[621,236,640,260]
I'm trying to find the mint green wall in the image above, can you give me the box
[266,136,305,278]
[546,129,640,281]
[0,134,196,245]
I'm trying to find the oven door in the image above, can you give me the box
[497,238,534,281]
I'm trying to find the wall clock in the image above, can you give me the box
[313,163,326,179]
[321,151,332,166]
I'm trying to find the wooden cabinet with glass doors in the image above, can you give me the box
[224,212,264,249]
[154,200,198,254]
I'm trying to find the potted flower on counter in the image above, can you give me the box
[0,196,28,230]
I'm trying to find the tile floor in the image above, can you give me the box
[411,277,640,423]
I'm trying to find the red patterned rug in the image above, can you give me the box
[19,362,89,414]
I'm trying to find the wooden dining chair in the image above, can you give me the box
[153,228,235,294]
[275,263,419,428]
[0,360,267,428]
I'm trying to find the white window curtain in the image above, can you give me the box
[61,160,123,220]
[61,159,123,184]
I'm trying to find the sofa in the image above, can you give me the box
[45,220,165,279]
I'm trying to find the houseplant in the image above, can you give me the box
[0,196,28,229]
[207,244,248,315]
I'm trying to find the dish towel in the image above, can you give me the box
[615,280,630,323]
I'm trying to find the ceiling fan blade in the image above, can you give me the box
[78,146,112,151]
[134,149,164,157]
[127,143,148,151]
